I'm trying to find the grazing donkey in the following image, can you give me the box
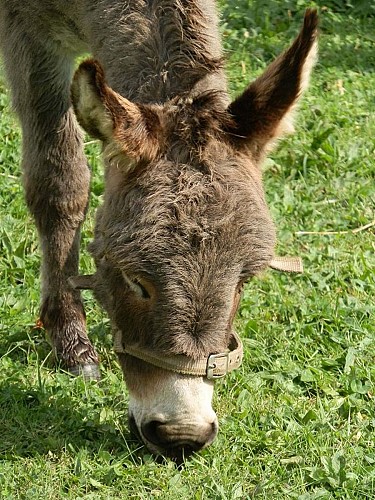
[0,1,317,459]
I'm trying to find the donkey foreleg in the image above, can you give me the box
[24,111,99,379]
[0,27,99,378]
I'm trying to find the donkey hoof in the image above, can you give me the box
[68,363,101,381]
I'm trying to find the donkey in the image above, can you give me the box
[0,1,317,459]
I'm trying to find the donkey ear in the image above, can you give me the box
[71,59,162,160]
[227,9,318,158]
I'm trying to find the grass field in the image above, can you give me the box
[0,1,374,498]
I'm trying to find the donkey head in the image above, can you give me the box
[70,10,318,460]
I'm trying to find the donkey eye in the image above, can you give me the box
[122,271,151,299]
[133,278,151,299]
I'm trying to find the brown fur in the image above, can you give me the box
[0,0,317,454]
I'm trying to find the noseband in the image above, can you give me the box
[112,256,302,379]
[113,328,243,380]
[70,256,302,379]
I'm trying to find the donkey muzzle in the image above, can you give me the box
[140,417,218,460]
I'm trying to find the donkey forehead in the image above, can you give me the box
[108,155,268,224]
[97,156,276,270]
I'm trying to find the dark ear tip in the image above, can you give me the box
[303,8,319,32]
[74,58,105,87]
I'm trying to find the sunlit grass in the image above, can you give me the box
[1,2,374,498]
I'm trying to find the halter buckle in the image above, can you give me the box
[206,352,230,380]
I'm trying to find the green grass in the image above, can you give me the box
[1,1,374,498]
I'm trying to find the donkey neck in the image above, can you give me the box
[84,0,229,105]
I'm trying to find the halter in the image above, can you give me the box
[69,256,303,379]
[113,328,243,380]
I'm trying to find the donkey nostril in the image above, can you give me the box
[141,419,218,455]
[128,414,141,441]
[141,419,165,447]
[208,419,218,445]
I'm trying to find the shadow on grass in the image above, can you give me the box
[0,376,141,459]
[0,319,113,367]
[0,325,144,460]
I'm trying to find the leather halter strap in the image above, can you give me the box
[269,256,304,273]
[113,328,243,380]
[69,255,302,379]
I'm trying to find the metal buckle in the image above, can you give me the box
[206,352,230,380]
